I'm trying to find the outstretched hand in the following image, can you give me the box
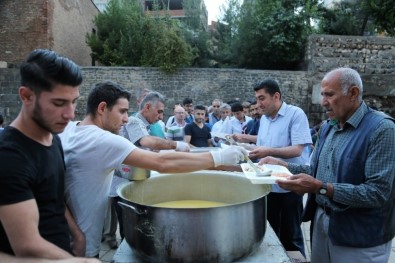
[276,174,320,195]
[258,156,288,167]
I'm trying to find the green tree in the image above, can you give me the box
[181,0,212,67]
[212,0,242,67]
[317,1,372,36]
[234,0,319,70]
[364,0,395,36]
[317,0,394,36]
[86,0,144,66]
[86,0,194,73]
[141,15,194,73]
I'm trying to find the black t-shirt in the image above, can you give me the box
[0,127,71,254]
[184,122,211,147]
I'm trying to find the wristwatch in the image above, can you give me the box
[319,182,328,195]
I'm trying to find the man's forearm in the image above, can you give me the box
[140,136,176,150]
[268,145,304,159]
[65,205,85,256]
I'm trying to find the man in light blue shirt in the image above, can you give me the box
[249,79,312,256]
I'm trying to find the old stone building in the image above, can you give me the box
[0,0,99,66]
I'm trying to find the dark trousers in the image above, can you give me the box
[267,192,305,257]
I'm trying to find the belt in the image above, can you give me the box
[318,204,332,216]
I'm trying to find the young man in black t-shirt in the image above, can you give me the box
[184,105,212,147]
[0,49,84,258]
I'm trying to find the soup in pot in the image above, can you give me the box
[153,199,228,208]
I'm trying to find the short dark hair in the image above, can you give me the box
[0,114,3,125]
[250,100,257,106]
[182,97,193,105]
[231,102,243,112]
[253,79,282,99]
[86,80,131,116]
[20,49,82,94]
[194,104,206,111]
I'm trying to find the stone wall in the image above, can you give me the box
[0,67,309,125]
[307,34,395,118]
[307,34,395,74]
[1,34,395,126]
[79,67,309,121]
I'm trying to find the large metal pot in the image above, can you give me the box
[117,171,271,263]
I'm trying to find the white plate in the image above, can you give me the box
[240,163,292,184]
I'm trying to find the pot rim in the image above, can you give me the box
[117,170,271,208]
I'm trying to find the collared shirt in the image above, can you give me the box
[245,117,261,135]
[257,101,312,193]
[223,116,252,134]
[208,112,221,126]
[121,115,149,146]
[289,102,395,211]
[210,117,229,146]
[185,114,194,124]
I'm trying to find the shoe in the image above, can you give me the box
[107,239,119,249]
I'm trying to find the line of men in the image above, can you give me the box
[163,98,257,148]
[0,49,393,263]
[0,49,246,260]
[112,68,395,262]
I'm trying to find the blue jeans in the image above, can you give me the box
[267,192,305,257]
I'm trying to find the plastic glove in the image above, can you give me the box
[210,146,248,167]
[176,141,190,152]
[237,143,256,151]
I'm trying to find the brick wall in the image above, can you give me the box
[0,0,98,66]
[0,0,50,64]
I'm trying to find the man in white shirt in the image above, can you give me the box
[59,80,247,258]
[222,102,252,135]
[211,103,231,146]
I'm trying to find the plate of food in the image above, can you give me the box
[240,163,292,184]
[211,132,230,141]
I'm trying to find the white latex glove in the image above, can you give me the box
[176,141,190,152]
[210,146,248,167]
[237,143,257,151]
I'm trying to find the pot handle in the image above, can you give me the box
[118,201,147,215]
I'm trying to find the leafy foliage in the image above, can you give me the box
[316,1,372,36]
[364,0,395,36]
[216,0,321,70]
[86,0,394,72]
[211,0,241,67]
[181,0,212,67]
[140,16,194,73]
[317,0,395,36]
[86,0,194,73]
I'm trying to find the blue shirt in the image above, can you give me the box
[257,101,312,192]
[208,112,221,126]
